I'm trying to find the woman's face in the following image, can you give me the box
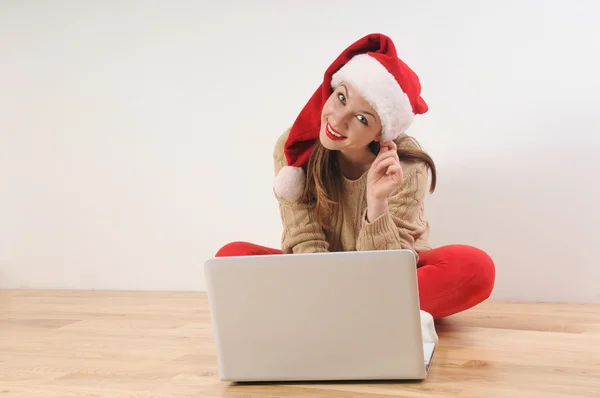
[319,82,382,152]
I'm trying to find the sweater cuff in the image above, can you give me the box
[292,240,329,254]
[355,208,402,251]
[361,208,397,236]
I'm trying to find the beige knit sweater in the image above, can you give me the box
[273,128,433,255]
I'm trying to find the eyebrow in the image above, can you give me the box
[340,83,377,121]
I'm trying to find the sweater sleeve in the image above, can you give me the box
[273,130,329,254]
[355,163,429,254]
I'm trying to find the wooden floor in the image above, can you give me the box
[1,291,599,398]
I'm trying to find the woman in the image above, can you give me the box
[216,33,495,319]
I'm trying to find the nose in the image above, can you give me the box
[330,108,353,130]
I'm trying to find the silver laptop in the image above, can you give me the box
[204,249,436,382]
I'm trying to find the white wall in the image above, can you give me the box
[1,0,599,303]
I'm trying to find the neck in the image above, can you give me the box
[337,147,376,180]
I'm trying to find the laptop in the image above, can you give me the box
[204,249,436,382]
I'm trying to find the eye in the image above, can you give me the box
[337,92,346,104]
[356,115,368,126]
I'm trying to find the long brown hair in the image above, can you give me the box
[301,135,437,229]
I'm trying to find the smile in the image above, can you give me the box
[326,122,347,141]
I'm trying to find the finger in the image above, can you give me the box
[372,146,398,169]
[386,164,402,174]
[377,149,397,162]
[380,140,397,153]
[386,141,399,162]
[377,141,399,162]
[371,146,400,174]
[375,157,397,175]
[386,164,403,183]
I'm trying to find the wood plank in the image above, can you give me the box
[1,290,599,397]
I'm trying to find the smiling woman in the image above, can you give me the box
[321,83,381,148]
[215,33,495,320]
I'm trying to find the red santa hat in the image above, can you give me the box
[274,33,428,201]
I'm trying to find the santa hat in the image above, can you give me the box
[274,33,428,201]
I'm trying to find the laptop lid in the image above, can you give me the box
[205,249,428,381]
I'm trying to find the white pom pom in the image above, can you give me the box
[274,166,306,202]
[420,310,438,344]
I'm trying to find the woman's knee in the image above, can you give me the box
[215,241,252,257]
[215,241,283,257]
[453,244,496,300]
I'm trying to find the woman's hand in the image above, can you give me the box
[365,141,404,222]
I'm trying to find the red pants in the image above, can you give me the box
[215,243,495,319]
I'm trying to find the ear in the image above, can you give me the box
[374,129,383,142]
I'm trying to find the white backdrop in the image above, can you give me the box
[1,0,598,303]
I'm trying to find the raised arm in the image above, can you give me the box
[355,160,430,254]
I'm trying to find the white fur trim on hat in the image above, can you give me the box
[274,166,305,201]
[331,54,414,142]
